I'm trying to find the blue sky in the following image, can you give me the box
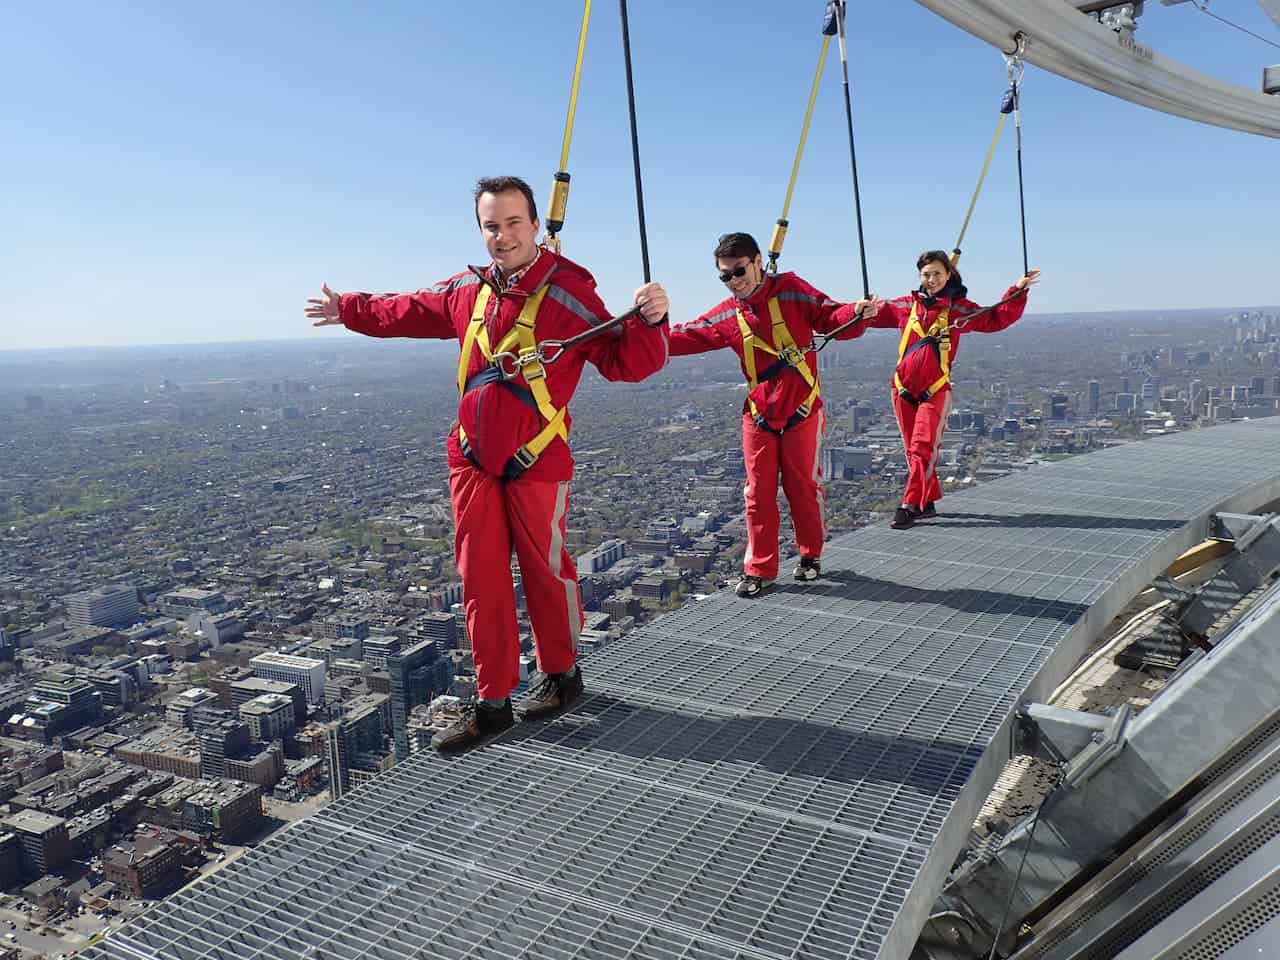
[4,2,1277,350]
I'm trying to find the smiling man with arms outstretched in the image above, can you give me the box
[308,175,670,751]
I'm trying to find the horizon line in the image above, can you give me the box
[3,303,1278,355]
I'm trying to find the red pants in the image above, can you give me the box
[741,410,826,580]
[892,388,953,510]
[449,461,582,699]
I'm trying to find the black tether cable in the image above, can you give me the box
[832,1,871,299]
[1013,83,1028,276]
[619,0,651,282]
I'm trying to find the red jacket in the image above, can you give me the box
[669,273,862,431]
[338,250,669,481]
[864,284,1027,396]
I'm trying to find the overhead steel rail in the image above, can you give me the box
[915,0,1280,137]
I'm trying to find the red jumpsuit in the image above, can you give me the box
[864,284,1026,510]
[339,250,669,698]
[670,273,862,580]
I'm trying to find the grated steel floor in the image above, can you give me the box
[86,419,1280,960]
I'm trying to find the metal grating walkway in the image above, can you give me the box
[86,419,1280,960]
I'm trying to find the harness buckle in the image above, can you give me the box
[512,446,538,470]
[517,351,547,381]
[781,345,807,367]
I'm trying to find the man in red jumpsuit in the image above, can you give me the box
[669,232,877,598]
[859,250,1040,529]
[306,176,670,751]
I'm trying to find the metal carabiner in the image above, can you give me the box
[535,340,566,366]
[492,352,522,381]
[1003,31,1028,87]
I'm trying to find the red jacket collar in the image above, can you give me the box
[469,248,559,298]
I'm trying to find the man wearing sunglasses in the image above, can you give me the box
[669,232,877,598]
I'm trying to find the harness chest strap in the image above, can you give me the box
[736,297,821,424]
[895,298,952,402]
[456,284,567,471]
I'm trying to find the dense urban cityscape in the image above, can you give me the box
[0,301,1276,957]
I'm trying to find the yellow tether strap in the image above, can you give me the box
[767,34,832,272]
[951,112,1007,266]
[560,0,592,172]
[543,0,593,251]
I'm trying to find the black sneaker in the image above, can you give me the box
[793,557,821,581]
[735,575,772,598]
[891,507,915,529]
[912,502,937,520]
[432,698,514,753]
[522,666,584,721]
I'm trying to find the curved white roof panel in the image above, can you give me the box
[917,0,1280,138]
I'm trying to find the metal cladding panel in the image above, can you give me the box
[85,419,1280,960]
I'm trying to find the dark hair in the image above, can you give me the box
[474,176,538,225]
[714,232,761,261]
[916,249,962,287]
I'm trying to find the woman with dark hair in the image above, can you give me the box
[860,251,1040,529]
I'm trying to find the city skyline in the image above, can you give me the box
[5,3,1278,349]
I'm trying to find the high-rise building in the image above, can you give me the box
[3,810,71,876]
[159,588,228,617]
[320,614,370,642]
[1250,376,1267,397]
[362,635,401,671]
[166,687,220,729]
[451,602,470,652]
[386,641,454,760]
[28,677,103,733]
[239,693,297,743]
[823,446,873,481]
[1087,380,1101,416]
[578,539,627,575]
[250,653,326,705]
[89,669,138,708]
[1050,394,1069,420]
[230,677,307,726]
[417,612,458,651]
[193,708,251,780]
[64,585,139,629]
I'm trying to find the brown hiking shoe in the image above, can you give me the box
[521,666,584,721]
[431,697,514,753]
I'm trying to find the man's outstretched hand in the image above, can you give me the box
[634,282,669,326]
[306,284,342,326]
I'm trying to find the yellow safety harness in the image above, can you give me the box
[456,284,568,478]
[737,298,820,434]
[894,299,952,405]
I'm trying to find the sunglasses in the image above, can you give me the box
[718,265,750,283]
